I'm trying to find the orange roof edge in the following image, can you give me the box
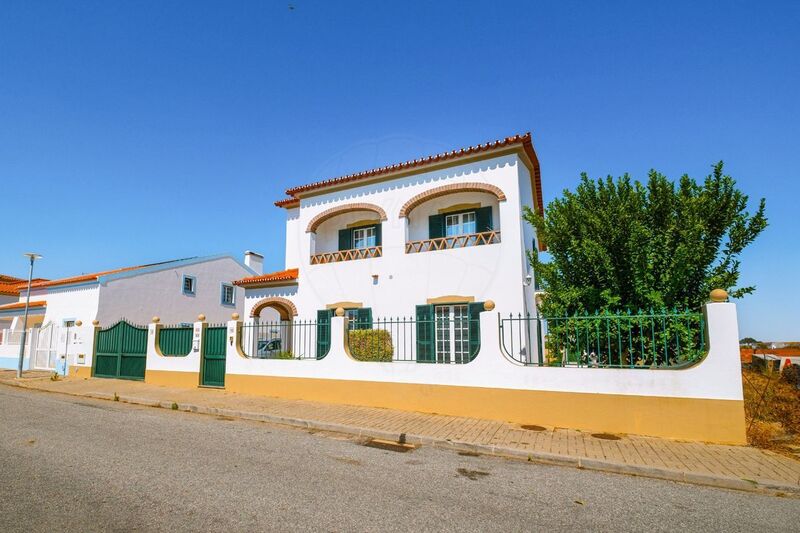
[0,300,47,311]
[233,268,299,287]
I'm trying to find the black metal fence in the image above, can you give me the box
[499,310,707,368]
[346,317,480,364]
[240,319,327,360]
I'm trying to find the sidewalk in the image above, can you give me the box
[2,370,799,495]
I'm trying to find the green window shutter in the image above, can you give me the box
[428,214,445,239]
[356,307,373,329]
[475,206,493,233]
[467,302,484,360]
[373,223,382,247]
[415,304,435,362]
[316,309,333,358]
[338,228,352,251]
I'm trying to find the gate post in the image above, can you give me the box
[193,314,206,359]
[226,313,243,359]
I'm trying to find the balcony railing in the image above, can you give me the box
[405,230,501,254]
[310,246,382,265]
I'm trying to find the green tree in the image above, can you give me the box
[525,162,767,316]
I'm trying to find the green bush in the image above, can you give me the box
[349,329,393,362]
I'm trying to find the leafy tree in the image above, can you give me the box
[525,162,767,316]
[740,337,760,346]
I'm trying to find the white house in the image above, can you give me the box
[234,132,545,364]
[0,254,258,374]
[68,132,747,444]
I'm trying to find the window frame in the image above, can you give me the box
[352,225,377,250]
[220,283,235,306]
[444,211,477,237]
[182,275,196,296]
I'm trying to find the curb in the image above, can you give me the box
[3,380,799,496]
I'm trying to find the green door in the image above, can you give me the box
[94,321,148,380]
[201,326,226,387]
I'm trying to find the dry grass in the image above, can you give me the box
[742,367,800,453]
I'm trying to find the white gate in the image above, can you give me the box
[34,322,57,370]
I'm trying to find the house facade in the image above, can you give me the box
[235,133,544,363]
[0,254,255,373]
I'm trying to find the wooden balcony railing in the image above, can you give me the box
[310,246,383,265]
[405,230,501,254]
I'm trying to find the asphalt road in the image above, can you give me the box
[0,385,798,532]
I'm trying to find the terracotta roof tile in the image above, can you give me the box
[28,266,146,289]
[233,268,299,287]
[0,300,46,311]
[274,132,544,217]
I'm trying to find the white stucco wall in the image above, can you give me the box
[96,257,250,325]
[246,153,535,328]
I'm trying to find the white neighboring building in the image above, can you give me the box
[234,133,544,363]
[0,254,257,373]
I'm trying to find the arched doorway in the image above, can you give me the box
[247,297,298,358]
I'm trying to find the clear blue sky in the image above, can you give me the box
[1,1,797,340]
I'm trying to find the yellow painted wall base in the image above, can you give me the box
[69,366,92,379]
[145,369,200,389]
[143,370,746,444]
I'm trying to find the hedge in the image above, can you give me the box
[349,329,393,362]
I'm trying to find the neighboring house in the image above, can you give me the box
[0,254,257,373]
[234,133,544,363]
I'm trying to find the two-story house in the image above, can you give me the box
[234,133,544,363]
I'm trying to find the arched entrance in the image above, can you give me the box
[247,297,298,358]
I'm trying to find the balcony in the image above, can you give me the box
[405,230,501,254]
[310,246,383,265]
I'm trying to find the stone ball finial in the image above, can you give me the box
[231,312,240,320]
[484,300,496,311]
[152,316,160,323]
[335,307,345,317]
[710,289,728,303]
[75,320,82,327]
[91,320,100,326]
[197,314,206,322]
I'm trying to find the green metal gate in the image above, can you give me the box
[94,320,148,380]
[201,325,227,387]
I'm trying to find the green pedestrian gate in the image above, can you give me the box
[201,325,227,387]
[94,320,148,380]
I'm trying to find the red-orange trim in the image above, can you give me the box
[250,297,298,319]
[306,203,387,233]
[398,182,507,218]
[0,300,47,311]
[275,131,543,209]
[233,268,299,287]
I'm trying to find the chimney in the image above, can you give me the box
[244,251,264,275]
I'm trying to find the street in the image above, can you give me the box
[0,385,797,532]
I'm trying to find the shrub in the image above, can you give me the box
[349,329,393,362]
[781,364,799,387]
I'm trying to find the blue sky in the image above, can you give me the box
[1,1,797,340]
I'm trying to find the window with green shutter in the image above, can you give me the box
[467,302,484,359]
[340,223,382,251]
[415,304,435,362]
[316,309,333,358]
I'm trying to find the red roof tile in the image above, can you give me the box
[28,266,146,290]
[0,300,46,311]
[233,268,299,287]
[274,132,544,217]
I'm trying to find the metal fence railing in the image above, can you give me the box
[499,309,706,368]
[346,317,480,364]
[240,319,328,360]
[158,325,193,356]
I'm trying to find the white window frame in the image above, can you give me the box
[445,211,477,237]
[352,226,376,249]
[434,304,470,364]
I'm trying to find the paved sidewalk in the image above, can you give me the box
[2,370,799,495]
